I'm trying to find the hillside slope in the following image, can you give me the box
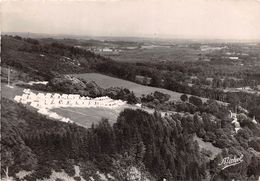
[1,35,106,79]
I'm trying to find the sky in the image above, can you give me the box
[2,0,260,40]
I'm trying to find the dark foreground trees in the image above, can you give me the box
[2,98,260,180]
[1,99,206,180]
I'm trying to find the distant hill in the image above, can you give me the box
[1,35,107,79]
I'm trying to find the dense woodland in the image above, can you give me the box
[2,95,260,180]
[2,98,260,180]
[94,59,260,120]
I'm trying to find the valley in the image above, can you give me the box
[1,34,260,181]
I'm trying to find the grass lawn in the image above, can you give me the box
[51,105,163,128]
[51,106,125,128]
[71,73,183,101]
[2,83,26,99]
[71,73,209,102]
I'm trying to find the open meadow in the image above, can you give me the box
[71,72,210,102]
[51,105,133,128]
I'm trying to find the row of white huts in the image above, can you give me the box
[14,89,126,109]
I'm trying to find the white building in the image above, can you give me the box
[52,99,61,106]
[229,56,239,60]
[231,114,241,133]
[94,96,110,101]
[83,100,90,105]
[22,94,29,100]
[45,98,53,105]
[136,103,142,107]
[61,117,72,123]
[67,94,80,100]
[45,93,52,99]
[30,102,39,108]
[60,99,69,106]
[23,89,31,94]
[252,116,257,124]
[68,94,75,99]
[68,99,77,105]
[53,93,61,99]
[61,94,68,99]
[38,100,46,108]
[14,96,22,102]
[28,81,48,85]
[28,93,37,100]
[102,47,113,52]
[80,96,87,100]
[37,93,45,99]
[38,108,48,115]
[76,100,84,105]
[49,112,61,119]
[74,95,80,99]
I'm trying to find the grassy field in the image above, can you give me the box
[51,104,135,128]
[51,104,169,128]
[71,73,209,102]
[1,84,138,128]
[100,46,203,63]
[2,83,29,100]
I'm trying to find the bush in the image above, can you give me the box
[25,38,39,45]
[180,94,188,102]
[189,96,203,107]
[153,91,170,103]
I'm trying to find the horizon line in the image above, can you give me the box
[3,31,260,43]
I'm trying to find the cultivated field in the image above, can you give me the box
[71,73,209,102]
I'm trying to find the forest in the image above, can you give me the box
[2,97,260,180]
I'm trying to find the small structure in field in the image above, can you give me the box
[38,108,48,115]
[23,89,31,94]
[45,98,53,105]
[230,111,241,133]
[252,116,257,124]
[61,94,68,99]
[14,96,22,102]
[30,102,39,108]
[46,93,52,99]
[37,93,45,99]
[53,93,61,99]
